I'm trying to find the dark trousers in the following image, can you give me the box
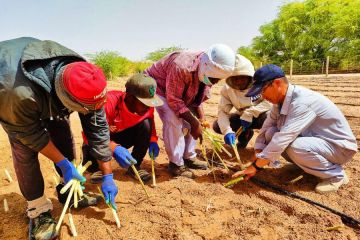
[212,112,268,148]
[83,119,151,172]
[9,119,75,201]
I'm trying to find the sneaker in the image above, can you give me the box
[29,211,58,240]
[127,166,151,183]
[168,162,195,179]
[56,183,101,207]
[315,173,349,193]
[184,157,207,170]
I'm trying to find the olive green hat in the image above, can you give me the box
[125,73,163,107]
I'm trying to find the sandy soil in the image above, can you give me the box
[1,74,359,240]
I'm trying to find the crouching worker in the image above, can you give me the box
[83,73,163,183]
[212,54,272,148]
[0,37,118,239]
[233,64,358,193]
[145,44,236,178]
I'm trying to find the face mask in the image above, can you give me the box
[201,76,213,86]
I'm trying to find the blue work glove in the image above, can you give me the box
[240,119,252,130]
[148,142,159,160]
[224,133,236,146]
[101,173,118,210]
[113,145,137,168]
[56,158,86,184]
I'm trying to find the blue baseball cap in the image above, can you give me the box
[245,64,285,97]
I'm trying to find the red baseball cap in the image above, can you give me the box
[62,62,107,107]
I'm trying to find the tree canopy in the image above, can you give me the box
[238,0,360,73]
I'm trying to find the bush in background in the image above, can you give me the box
[88,51,131,79]
[88,51,151,80]
[133,61,152,73]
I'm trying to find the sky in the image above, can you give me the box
[0,0,287,60]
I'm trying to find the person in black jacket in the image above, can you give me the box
[0,37,118,240]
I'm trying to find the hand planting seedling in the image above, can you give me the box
[97,186,121,228]
[55,161,92,233]
[150,152,157,187]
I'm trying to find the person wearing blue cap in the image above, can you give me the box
[232,64,358,193]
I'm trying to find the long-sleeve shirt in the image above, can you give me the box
[217,84,272,135]
[255,84,358,162]
[144,51,211,116]
[105,91,158,142]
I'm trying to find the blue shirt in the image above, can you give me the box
[255,84,358,162]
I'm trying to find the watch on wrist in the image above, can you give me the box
[252,161,264,171]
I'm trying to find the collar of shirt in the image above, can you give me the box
[116,92,140,119]
[280,84,295,116]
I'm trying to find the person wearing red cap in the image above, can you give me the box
[0,37,117,240]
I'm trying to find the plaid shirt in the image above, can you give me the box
[144,51,211,116]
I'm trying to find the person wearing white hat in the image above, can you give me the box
[213,54,272,149]
[145,44,236,178]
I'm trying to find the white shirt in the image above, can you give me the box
[255,84,358,162]
[217,84,272,135]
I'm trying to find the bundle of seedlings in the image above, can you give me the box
[202,128,246,169]
[55,160,92,233]
[202,128,232,171]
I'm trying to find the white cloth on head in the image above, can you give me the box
[155,96,197,166]
[27,195,53,218]
[198,44,235,81]
[232,54,255,77]
[217,84,272,135]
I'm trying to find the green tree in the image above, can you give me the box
[240,0,360,73]
[146,46,184,62]
[251,20,287,66]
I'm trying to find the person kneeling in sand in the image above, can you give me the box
[82,73,163,183]
[212,54,272,149]
[233,64,358,193]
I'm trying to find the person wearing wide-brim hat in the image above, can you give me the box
[82,73,163,183]
[232,64,358,193]
[145,44,236,179]
[212,54,272,149]
[0,37,118,239]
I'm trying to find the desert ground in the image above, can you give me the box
[1,74,359,240]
